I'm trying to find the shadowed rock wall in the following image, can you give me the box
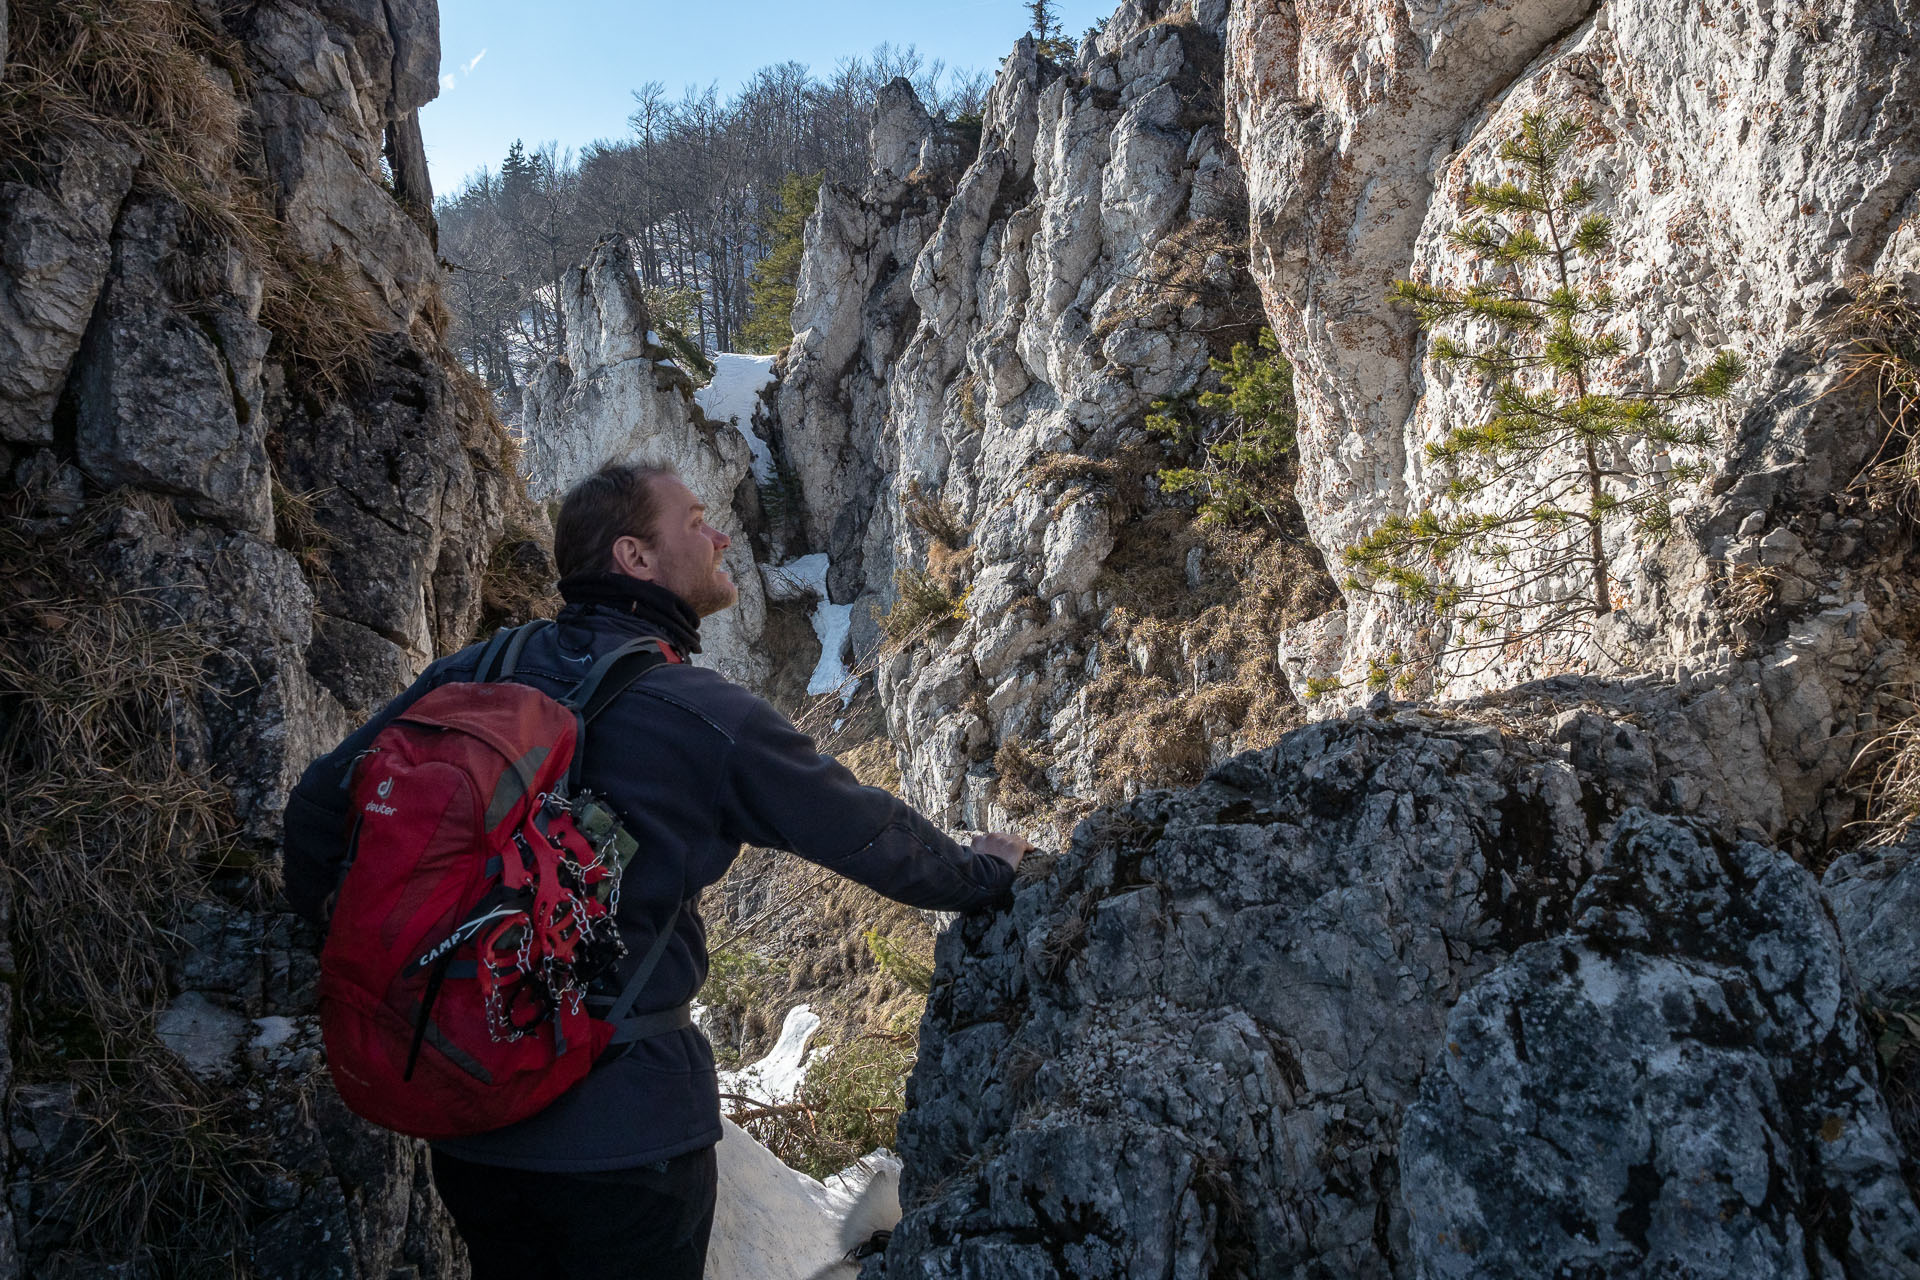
[0,0,519,1272]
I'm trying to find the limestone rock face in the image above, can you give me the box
[877,716,1920,1277]
[0,128,137,444]
[73,196,274,536]
[520,236,773,687]
[776,6,1278,832]
[1228,0,1920,711]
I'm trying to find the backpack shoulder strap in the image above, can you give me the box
[564,637,681,724]
[492,619,551,681]
[558,637,681,792]
[472,625,516,683]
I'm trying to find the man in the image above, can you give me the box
[283,460,1030,1279]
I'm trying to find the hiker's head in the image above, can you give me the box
[554,461,736,617]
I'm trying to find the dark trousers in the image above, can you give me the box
[430,1145,718,1280]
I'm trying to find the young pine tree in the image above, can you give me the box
[1343,113,1743,672]
[741,171,824,355]
[1147,328,1298,528]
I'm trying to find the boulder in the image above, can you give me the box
[877,715,1920,1277]
[1405,811,1920,1278]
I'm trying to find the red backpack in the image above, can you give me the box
[318,622,688,1140]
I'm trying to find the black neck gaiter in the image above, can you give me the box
[557,572,703,655]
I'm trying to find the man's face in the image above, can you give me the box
[611,475,737,617]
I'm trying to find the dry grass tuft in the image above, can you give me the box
[0,0,245,195]
[1092,216,1256,347]
[1855,702,1920,847]
[258,247,385,401]
[2,0,395,403]
[994,738,1054,817]
[838,737,903,791]
[1023,448,1149,506]
[38,1058,272,1271]
[1081,512,1338,798]
[448,350,524,473]
[0,492,269,1272]
[903,479,970,550]
[954,373,985,434]
[477,518,560,635]
[1720,561,1782,632]
[269,473,335,582]
[881,567,968,643]
[1826,275,1920,518]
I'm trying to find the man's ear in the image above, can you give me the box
[610,534,654,579]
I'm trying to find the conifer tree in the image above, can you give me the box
[1027,0,1060,42]
[1027,0,1072,59]
[741,171,824,354]
[1341,113,1743,675]
[1147,329,1297,528]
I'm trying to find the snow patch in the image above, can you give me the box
[763,555,856,701]
[707,1117,902,1280]
[719,1004,823,1105]
[809,603,855,700]
[696,353,779,482]
[764,552,829,602]
[249,1016,298,1051]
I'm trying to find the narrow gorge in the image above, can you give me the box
[4,0,1920,1275]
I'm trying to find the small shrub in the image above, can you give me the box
[862,928,933,995]
[697,944,780,1068]
[655,321,714,382]
[1148,327,1297,527]
[880,567,966,642]
[738,1014,920,1180]
[902,479,970,549]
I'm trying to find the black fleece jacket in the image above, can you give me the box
[281,578,1014,1171]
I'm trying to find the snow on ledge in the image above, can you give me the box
[696,353,779,482]
[719,1004,823,1105]
[708,1116,902,1280]
[809,603,854,700]
[762,555,856,702]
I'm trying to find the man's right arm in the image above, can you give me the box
[715,695,1023,912]
[281,658,460,925]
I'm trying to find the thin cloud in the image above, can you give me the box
[465,49,487,74]
[440,73,458,92]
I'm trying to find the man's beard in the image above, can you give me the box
[682,557,737,617]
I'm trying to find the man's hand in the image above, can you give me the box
[974,831,1034,870]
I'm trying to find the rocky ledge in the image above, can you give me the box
[877,710,1920,1278]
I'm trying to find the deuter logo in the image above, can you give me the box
[365,775,398,816]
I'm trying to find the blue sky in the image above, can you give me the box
[421,1,1118,196]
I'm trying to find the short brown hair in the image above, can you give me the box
[552,460,679,579]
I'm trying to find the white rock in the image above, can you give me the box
[155,992,248,1081]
